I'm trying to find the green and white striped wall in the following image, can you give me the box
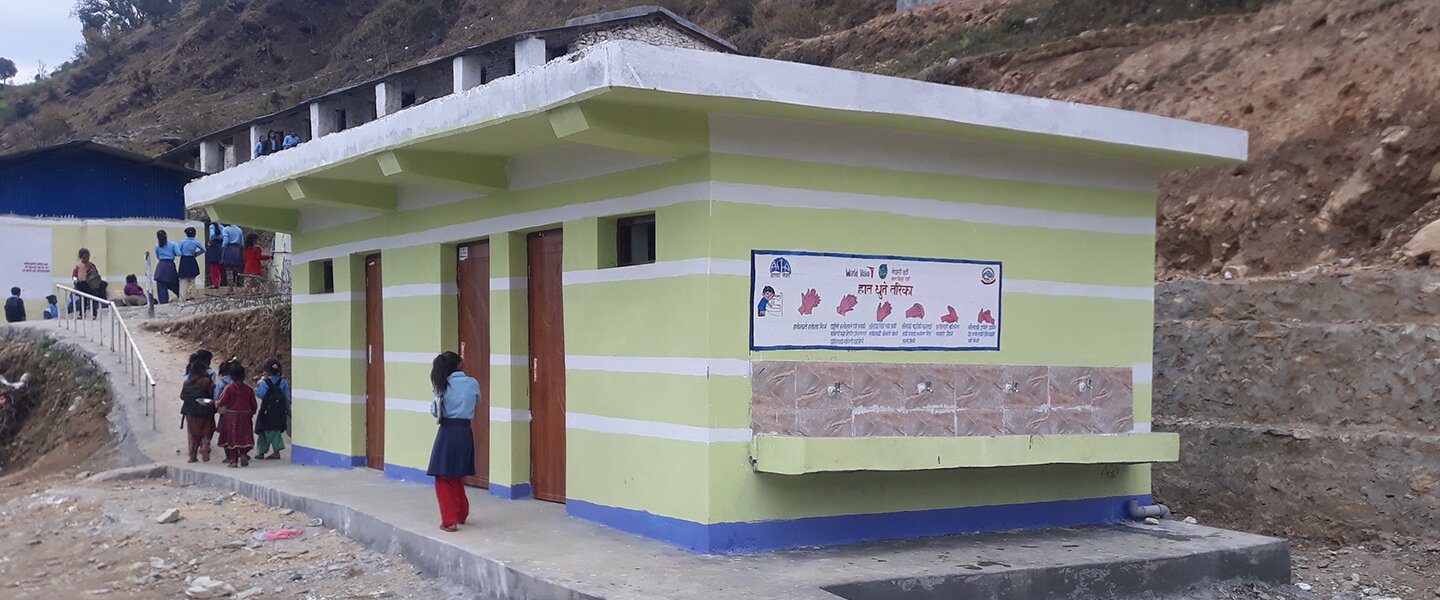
[276,111,1169,552]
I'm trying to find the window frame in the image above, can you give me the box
[615,214,657,268]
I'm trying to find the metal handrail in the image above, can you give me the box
[55,284,158,431]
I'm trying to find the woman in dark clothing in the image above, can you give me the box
[216,363,257,467]
[428,351,479,532]
[180,360,217,463]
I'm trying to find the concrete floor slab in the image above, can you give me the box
[5,317,1292,599]
[167,460,1289,600]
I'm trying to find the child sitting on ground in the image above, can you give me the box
[121,275,147,306]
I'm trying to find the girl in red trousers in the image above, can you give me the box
[428,352,479,532]
[216,363,257,467]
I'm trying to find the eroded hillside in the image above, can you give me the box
[2,0,1437,277]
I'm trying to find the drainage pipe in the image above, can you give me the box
[1127,498,1171,520]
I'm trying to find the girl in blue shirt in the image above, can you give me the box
[153,230,181,304]
[177,227,206,301]
[427,351,479,532]
[254,358,291,460]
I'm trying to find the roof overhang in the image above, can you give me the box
[186,41,1247,230]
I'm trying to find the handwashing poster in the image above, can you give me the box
[750,250,1001,351]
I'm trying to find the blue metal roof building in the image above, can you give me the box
[0,141,199,219]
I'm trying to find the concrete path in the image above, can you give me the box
[4,316,1291,599]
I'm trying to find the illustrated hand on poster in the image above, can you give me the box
[905,303,925,319]
[941,306,959,323]
[876,301,893,322]
[978,309,997,325]
[836,294,858,316]
[799,289,821,315]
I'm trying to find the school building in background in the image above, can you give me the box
[0,141,200,316]
[180,8,1246,554]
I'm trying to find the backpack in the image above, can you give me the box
[256,377,289,432]
[180,378,216,419]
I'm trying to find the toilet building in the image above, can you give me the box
[183,13,1246,554]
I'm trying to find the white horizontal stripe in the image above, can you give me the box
[491,354,526,367]
[563,258,749,286]
[292,348,364,360]
[1133,422,1152,433]
[491,407,532,423]
[385,351,436,364]
[293,183,709,265]
[1132,363,1153,386]
[385,397,433,413]
[293,389,365,405]
[292,292,361,304]
[567,413,751,444]
[567,355,749,378]
[713,183,1156,236]
[292,181,1152,268]
[490,277,526,291]
[383,283,457,298]
[1006,280,1155,302]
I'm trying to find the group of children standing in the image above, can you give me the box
[179,350,291,467]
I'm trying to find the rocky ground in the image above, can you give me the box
[0,468,466,600]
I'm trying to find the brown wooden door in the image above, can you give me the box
[364,254,385,470]
[527,230,566,503]
[457,242,491,487]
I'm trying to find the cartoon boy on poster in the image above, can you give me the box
[757,286,783,317]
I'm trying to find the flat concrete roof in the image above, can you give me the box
[186,40,1248,209]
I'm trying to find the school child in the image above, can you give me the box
[43,295,59,320]
[121,275,147,306]
[185,350,217,382]
[254,358,291,460]
[180,361,217,463]
[4,287,23,323]
[177,227,206,301]
[216,363,257,467]
[213,359,235,401]
[241,234,271,281]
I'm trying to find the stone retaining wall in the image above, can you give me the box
[1154,269,1440,542]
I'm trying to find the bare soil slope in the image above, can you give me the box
[781,0,1440,276]
[142,305,291,374]
[0,330,114,485]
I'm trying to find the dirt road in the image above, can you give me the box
[0,469,466,599]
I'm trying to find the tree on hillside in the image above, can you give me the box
[0,58,16,85]
[73,0,181,33]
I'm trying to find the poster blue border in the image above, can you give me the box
[748,250,1003,352]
